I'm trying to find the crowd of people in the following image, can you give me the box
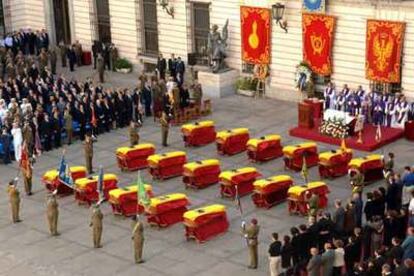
[266,159,414,276]
[323,83,414,129]
[0,31,203,166]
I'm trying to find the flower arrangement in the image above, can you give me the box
[295,61,312,91]
[114,58,133,73]
[319,118,350,138]
[235,76,258,91]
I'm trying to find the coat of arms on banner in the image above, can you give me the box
[303,0,325,12]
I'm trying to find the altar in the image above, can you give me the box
[289,101,404,152]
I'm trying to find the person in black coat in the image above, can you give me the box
[345,236,360,275]
[290,227,300,267]
[179,85,190,109]
[383,211,400,247]
[52,112,61,148]
[281,235,293,270]
[157,54,167,80]
[142,83,152,117]
[386,174,402,211]
[40,113,52,151]
[168,54,177,80]
[67,46,77,72]
[364,192,375,222]
[176,57,185,86]
[0,128,11,164]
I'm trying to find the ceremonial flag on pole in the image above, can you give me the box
[301,155,309,184]
[97,165,104,201]
[234,185,243,215]
[375,124,382,142]
[137,171,150,208]
[58,154,74,189]
[19,143,30,178]
[340,138,347,156]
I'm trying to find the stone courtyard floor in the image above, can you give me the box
[0,64,414,276]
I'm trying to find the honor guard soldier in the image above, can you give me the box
[160,112,170,147]
[241,218,260,269]
[90,204,103,248]
[46,191,59,236]
[97,53,105,83]
[84,133,94,174]
[350,169,365,195]
[8,178,21,223]
[129,121,140,147]
[132,216,145,264]
[307,192,320,218]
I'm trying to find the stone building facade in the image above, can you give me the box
[2,0,414,100]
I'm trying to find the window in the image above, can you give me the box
[0,0,6,37]
[313,74,331,99]
[96,0,111,43]
[141,0,159,56]
[53,0,71,44]
[191,3,210,66]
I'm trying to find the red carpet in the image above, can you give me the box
[289,121,404,152]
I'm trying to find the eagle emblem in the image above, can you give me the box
[373,33,394,72]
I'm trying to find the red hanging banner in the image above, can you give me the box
[240,6,271,64]
[366,20,406,83]
[302,13,336,76]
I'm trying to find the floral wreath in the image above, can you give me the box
[294,62,313,90]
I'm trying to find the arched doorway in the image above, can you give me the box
[53,0,71,44]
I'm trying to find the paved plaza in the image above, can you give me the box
[1,66,414,276]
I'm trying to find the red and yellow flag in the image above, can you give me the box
[302,13,336,76]
[240,6,271,64]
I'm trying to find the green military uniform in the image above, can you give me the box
[90,205,103,248]
[39,50,48,76]
[97,54,105,83]
[350,170,365,194]
[129,123,140,147]
[110,46,118,72]
[8,182,21,223]
[242,222,260,269]
[59,44,68,67]
[84,136,94,174]
[192,83,203,106]
[16,60,25,78]
[132,219,145,263]
[308,193,319,217]
[46,193,59,236]
[23,160,33,196]
[49,47,57,75]
[64,111,73,145]
[160,113,169,147]
[384,158,394,172]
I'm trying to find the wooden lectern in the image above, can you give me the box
[298,102,314,129]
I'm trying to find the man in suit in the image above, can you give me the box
[321,242,335,276]
[97,54,105,83]
[157,54,166,80]
[307,247,322,276]
[176,57,185,86]
[332,199,345,236]
[242,218,260,269]
[59,42,68,67]
[168,54,177,80]
[49,46,57,75]
[67,45,77,72]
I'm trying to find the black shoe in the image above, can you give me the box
[27,192,33,196]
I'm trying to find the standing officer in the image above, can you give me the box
[308,192,319,218]
[49,46,57,75]
[84,133,94,174]
[59,42,67,68]
[129,121,140,147]
[132,216,145,264]
[64,108,73,145]
[241,218,260,269]
[8,178,21,223]
[160,112,170,147]
[350,168,364,195]
[46,191,59,236]
[97,53,105,83]
[90,204,103,248]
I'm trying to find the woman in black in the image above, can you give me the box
[281,235,293,272]
[52,111,61,148]
[268,232,282,276]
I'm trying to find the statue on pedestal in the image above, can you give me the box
[207,19,229,73]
